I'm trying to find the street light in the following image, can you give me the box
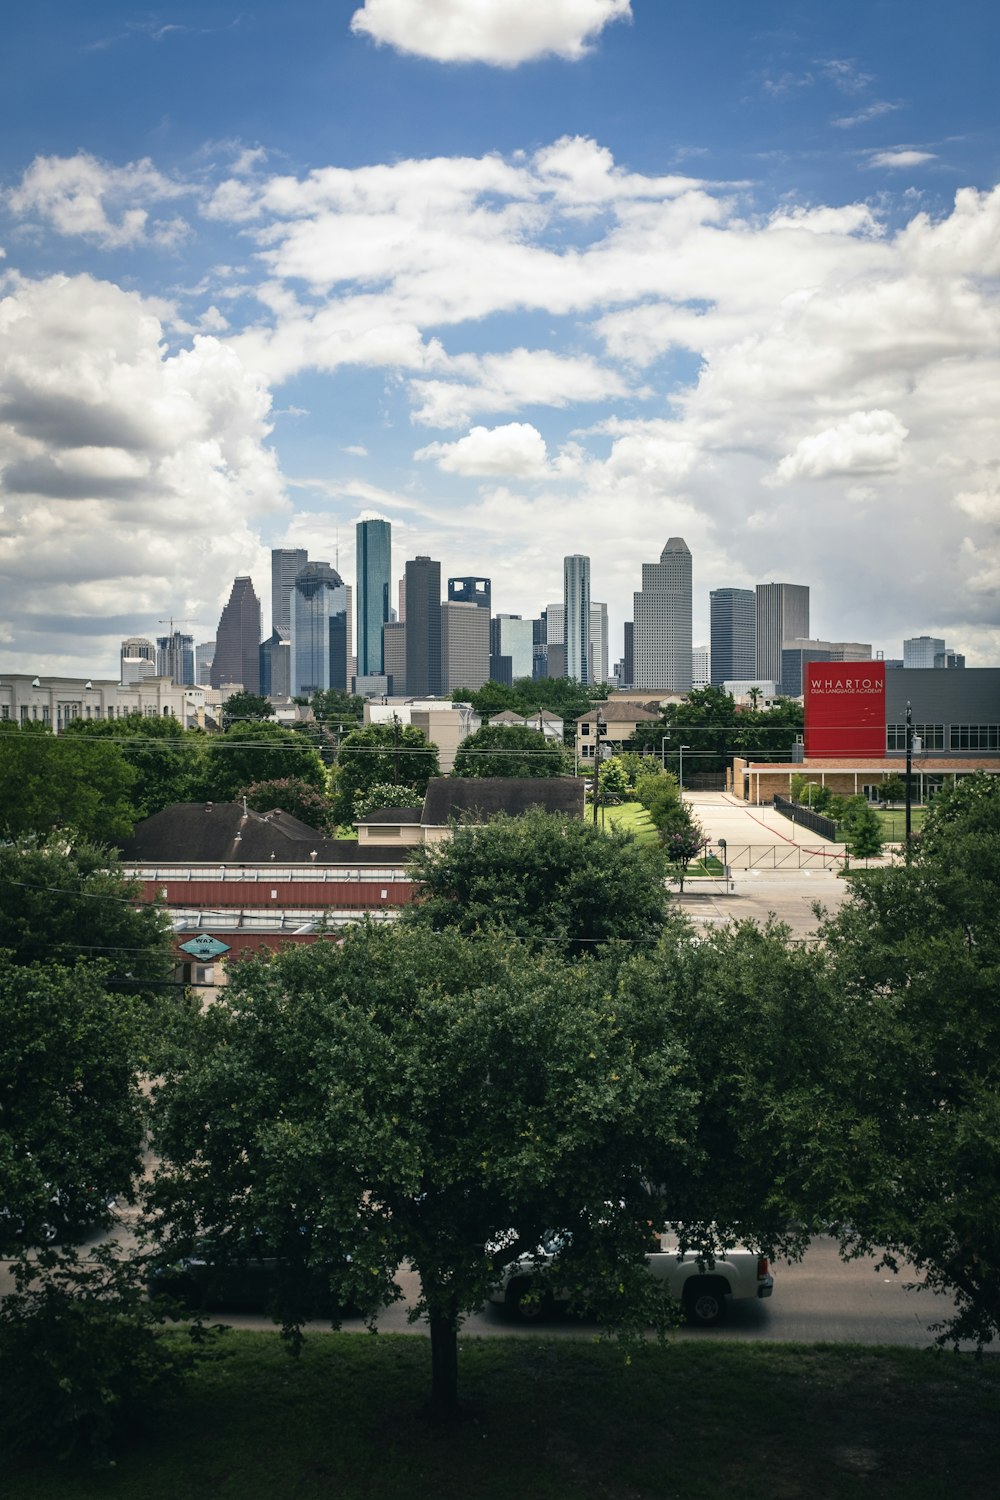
[678,744,691,792]
[592,710,607,826]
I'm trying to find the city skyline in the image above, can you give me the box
[1,3,998,675]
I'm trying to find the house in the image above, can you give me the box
[575,703,661,762]
[486,708,565,742]
[356,776,585,847]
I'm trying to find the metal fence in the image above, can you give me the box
[772,795,838,842]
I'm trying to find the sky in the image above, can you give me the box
[1,0,999,677]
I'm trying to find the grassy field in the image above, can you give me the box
[871,807,927,840]
[596,801,660,845]
[7,1333,1000,1500]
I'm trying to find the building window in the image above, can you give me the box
[886,723,944,752]
[1,705,8,720]
[581,722,591,735]
[950,724,1000,751]
[41,706,50,724]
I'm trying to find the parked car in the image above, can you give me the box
[489,1228,774,1327]
[147,1238,351,1317]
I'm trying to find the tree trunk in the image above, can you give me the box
[428,1307,460,1420]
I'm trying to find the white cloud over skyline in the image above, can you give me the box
[349,0,632,66]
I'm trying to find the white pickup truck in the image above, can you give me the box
[489,1230,774,1327]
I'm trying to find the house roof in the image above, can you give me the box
[420,776,584,825]
[576,704,661,724]
[116,803,405,865]
[490,709,563,725]
[355,806,423,825]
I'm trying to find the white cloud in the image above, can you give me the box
[415,422,550,476]
[342,443,369,457]
[7,153,190,249]
[0,271,286,668]
[349,0,631,66]
[409,348,636,427]
[868,149,937,169]
[771,410,909,483]
[832,101,899,129]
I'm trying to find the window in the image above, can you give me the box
[887,723,944,752]
[950,724,1000,751]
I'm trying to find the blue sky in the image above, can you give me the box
[2,0,998,674]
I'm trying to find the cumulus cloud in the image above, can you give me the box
[868,149,937,169]
[415,422,551,475]
[349,0,631,66]
[0,272,286,669]
[832,101,899,129]
[7,152,190,249]
[410,349,636,427]
[771,410,909,483]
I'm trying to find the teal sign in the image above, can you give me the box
[179,935,231,959]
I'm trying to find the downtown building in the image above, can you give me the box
[403,556,442,696]
[564,554,591,685]
[356,520,392,679]
[289,562,351,696]
[211,576,262,694]
[632,538,692,692]
[755,582,809,686]
[710,588,756,687]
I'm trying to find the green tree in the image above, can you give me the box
[221,691,274,730]
[145,925,693,1417]
[595,756,630,804]
[352,782,425,820]
[242,778,335,833]
[840,799,884,860]
[818,773,1000,1345]
[404,809,671,958]
[64,712,198,819]
[307,688,366,730]
[333,720,439,825]
[879,773,906,806]
[198,722,326,804]
[654,802,705,891]
[452,724,569,778]
[0,722,137,841]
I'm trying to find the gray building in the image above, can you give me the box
[884,668,1000,756]
[903,635,945,669]
[495,614,534,682]
[590,602,609,686]
[382,620,406,695]
[935,649,966,669]
[781,638,871,697]
[289,562,350,697]
[447,576,491,611]
[195,640,215,687]
[120,637,156,685]
[440,601,490,691]
[156,630,194,686]
[211,576,262,693]
[271,548,308,636]
[564,554,591,685]
[633,537,692,692]
[710,588,755,686]
[404,556,442,696]
[356,520,391,678]
[259,628,291,698]
[755,582,809,685]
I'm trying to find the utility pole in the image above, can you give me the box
[904,700,913,858]
[592,710,606,826]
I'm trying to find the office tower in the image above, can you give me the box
[211,576,262,693]
[289,562,350,696]
[692,646,710,689]
[903,635,945,668]
[120,637,156,685]
[755,582,809,685]
[397,578,407,623]
[440,601,490,691]
[495,614,534,681]
[564,555,591,685]
[545,602,565,646]
[622,622,634,688]
[633,538,693,692]
[934,648,965,669]
[710,588,756,686]
[195,640,215,687]
[403,556,442,696]
[382,621,406,695]
[448,576,491,611]
[532,616,548,680]
[780,638,871,697]
[589,602,609,686]
[356,520,391,678]
[271,548,308,635]
[156,630,194,686]
[489,618,512,686]
[259,629,291,697]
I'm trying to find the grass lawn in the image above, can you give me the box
[7,1333,1000,1500]
[598,801,659,846]
[871,807,927,840]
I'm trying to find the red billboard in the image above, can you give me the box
[804,661,886,758]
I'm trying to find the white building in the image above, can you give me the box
[564,555,591,685]
[0,673,215,731]
[633,538,692,692]
[590,602,609,686]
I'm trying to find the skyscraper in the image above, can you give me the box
[356,520,391,678]
[211,576,262,693]
[447,576,491,610]
[632,538,692,692]
[904,635,945,669]
[710,588,756,686]
[271,548,308,635]
[156,631,194,686]
[755,583,809,685]
[440,601,490,691]
[289,563,349,696]
[564,555,591,685]
[404,556,442,696]
[120,637,156,685]
[589,602,608,686]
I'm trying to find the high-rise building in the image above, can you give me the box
[622,621,634,688]
[692,647,710,689]
[780,638,871,697]
[211,576,262,693]
[710,588,756,686]
[440,601,490,691]
[564,555,591,685]
[356,520,391,678]
[156,631,194,686]
[289,562,349,696]
[904,635,945,669]
[633,538,692,692]
[755,582,809,685]
[935,648,966,669]
[448,576,491,610]
[589,602,608,686]
[259,629,291,697]
[271,548,308,635]
[382,621,406,695]
[495,614,534,681]
[120,637,156,685]
[195,640,215,687]
[404,556,442,696]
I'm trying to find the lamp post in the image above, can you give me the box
[660,734,670,770]
[678,744,691,792]
[904,700,913,859]
[592,710,607,826]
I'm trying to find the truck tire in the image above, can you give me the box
[505,1279,553,1323]
[683,1279,728,1327]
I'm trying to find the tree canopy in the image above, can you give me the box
[628,686,803,774]
[63,712,197,820]
[221,691,274,729]
[451,723,570,779]
[332,720,439,825]
[0,722,137,840]
[197,722,327,804]
[451,678,606,742]
[403,809,671,958]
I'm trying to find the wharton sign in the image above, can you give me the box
[804,660,886,759]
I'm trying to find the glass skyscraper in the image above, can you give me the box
[290,562,349,696]
[710,588,756,686]
[564,554,591,685]
[356,519,391,678]
[633,538,692,692]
